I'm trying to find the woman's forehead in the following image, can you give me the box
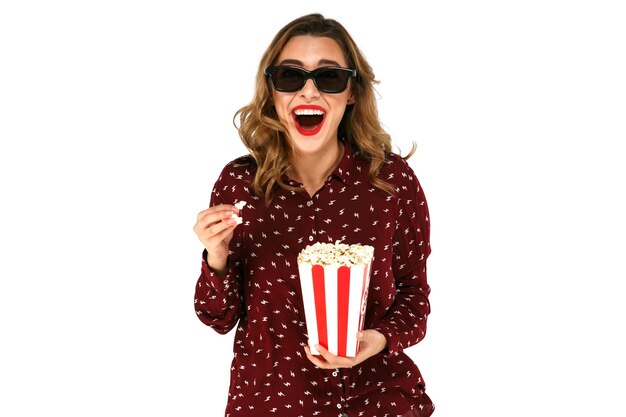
[277,36,347,68]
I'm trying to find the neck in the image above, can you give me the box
[289,142,344,194]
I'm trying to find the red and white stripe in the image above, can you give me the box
[299,262,372,357]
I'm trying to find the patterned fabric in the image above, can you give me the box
[194,142,434,417]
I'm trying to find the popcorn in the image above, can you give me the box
[298,241,374,267]
[230,201,246,224]
[298,241,374,357]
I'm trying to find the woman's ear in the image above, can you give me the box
[347,95,356,105]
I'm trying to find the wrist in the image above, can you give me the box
[206,252,228,276]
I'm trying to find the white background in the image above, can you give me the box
[1,1,625,416]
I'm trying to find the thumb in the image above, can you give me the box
[357,331,367,341]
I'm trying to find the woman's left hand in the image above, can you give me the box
[304,329,388,369]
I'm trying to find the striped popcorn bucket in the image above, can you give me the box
[298,261,373,357]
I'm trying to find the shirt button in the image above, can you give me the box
[307,201,313,207]
[336,403,342,409]
[332,371,338,377]
[309,236,314,241]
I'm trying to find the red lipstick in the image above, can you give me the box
[292,105,326,136]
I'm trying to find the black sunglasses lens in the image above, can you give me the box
[315,68,349,92]
[269,67,352,93]
[272,67,306,92]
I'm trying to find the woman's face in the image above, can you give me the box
[271,35,355,158]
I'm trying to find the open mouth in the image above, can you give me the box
[292,106,326,136]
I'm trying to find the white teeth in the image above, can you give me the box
[294,109,325,116]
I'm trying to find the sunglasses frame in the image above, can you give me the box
[264,65,357,94]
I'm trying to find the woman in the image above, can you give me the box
[193,13,434,417]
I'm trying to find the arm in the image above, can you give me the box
[194,246,244,334]
[304,158,431,368]
[372,159,432,356]
[193,166,246,335]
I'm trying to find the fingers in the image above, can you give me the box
[304,345,339,369]
[207,219,237,242]
[194,216,234,245]
[195,204,240,228]
[193,205,243,265]
[303,330,388,369]
[304,345,355,369]
[303,345,327,368]
[194,205,240,239]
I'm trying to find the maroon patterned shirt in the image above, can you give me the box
[194,142,434,417]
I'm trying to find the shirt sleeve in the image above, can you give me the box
[193,164,246,335]
[372,157,432,357]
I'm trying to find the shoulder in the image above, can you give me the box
[378,152,419,183]
[216,155,257,183]
[350,147,410,174]
[226,154,257,173]
[210,155,257,202]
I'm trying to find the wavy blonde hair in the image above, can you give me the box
[234,13,414,202]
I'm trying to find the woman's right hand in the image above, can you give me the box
[193,204,240,274]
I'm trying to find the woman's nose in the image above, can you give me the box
[299,77,320,100]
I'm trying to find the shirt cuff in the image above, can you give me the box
[201,249,235,292]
